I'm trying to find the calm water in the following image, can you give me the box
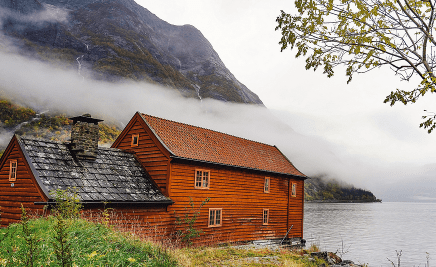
[304,202,436,266]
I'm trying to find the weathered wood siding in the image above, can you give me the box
[168,161,304,245]
[288,179,304,239]
[82,204,174,241]
[113,117,170,195]
[0,138,47,227]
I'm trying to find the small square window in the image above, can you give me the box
[264,177,270,193]
[263,209,269,225]
[209,208,222,227]
[291,183,297,197]
[195,169,210,189]
[131,134,139,147]
[9,160,17,182]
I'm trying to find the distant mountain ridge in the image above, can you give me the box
[305,176,381,202]
[0,0,263,104]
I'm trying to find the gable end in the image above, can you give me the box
[16,136,51,198]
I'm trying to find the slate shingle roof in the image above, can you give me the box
[140,114,306,177]
[18,136,171,203]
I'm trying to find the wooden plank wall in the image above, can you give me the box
[168,161,304,245]
[115,118,170,195]
[82,205,174,242]
[0,141,46,227]
[288,179,304,239]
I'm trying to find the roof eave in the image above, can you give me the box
[139,113,176,156]
[170,155,307,179]
[273,145,307,178]
[35,200,175,205]
[16,135,52,198]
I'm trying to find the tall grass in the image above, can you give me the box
[0,190,327,266]
[0,217,177,267]
[0,189,177,266]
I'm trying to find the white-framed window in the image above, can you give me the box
[131,134,139,147]
[209,208,222,227]
[291,183,297,197]
[195,169,210,189]
[263,209,269,225]
[264,177,270,193]
[9,160,17,182]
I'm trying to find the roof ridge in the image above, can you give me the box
[19,136,64,144]
[141,113,277,149]
[19,136,124,152]
[96,146,124,152]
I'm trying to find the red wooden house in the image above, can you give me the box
[0,112,307,245]
[112,112,307,244]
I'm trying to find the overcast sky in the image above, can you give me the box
[132,0,436,201]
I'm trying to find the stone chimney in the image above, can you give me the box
[69,114,103,160]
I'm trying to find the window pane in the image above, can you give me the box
[216,210,221,225]
[203,172,209,187]
[265,178,269,192]
[263,210,268,224]
[196,171,202,187]
[10,161,17,180]
[131,135,139,146]
[209,210,215,225]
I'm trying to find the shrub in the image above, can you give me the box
[174,197,210,247]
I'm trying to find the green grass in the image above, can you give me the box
[0,190,323,267]
[174,245,326,267]
[0,215,327,267]
[0,217,177,266]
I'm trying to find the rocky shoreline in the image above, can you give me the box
[309,251,365,267]
[231,240,366,266]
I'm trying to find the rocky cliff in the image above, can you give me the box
[0,0,263,104]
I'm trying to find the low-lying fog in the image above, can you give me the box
[0,49,435,202]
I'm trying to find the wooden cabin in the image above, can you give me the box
[0,112,307,245]
[112,112,307,244]
[0,114,172,233]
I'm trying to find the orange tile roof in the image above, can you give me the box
[140,113,306,177]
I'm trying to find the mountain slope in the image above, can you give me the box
[0,98,121,152]
[305,176,381,202]
[0,0,263,104]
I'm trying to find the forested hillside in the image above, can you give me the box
[0,98,121,156]
[305,176,381,202]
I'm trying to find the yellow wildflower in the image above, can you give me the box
[0,258,8,266]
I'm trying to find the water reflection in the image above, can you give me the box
[304,202,436,266]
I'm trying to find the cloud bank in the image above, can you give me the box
[0,49,434,202]
[0,4,69,26]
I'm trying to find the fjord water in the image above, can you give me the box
[304,202,436,266]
